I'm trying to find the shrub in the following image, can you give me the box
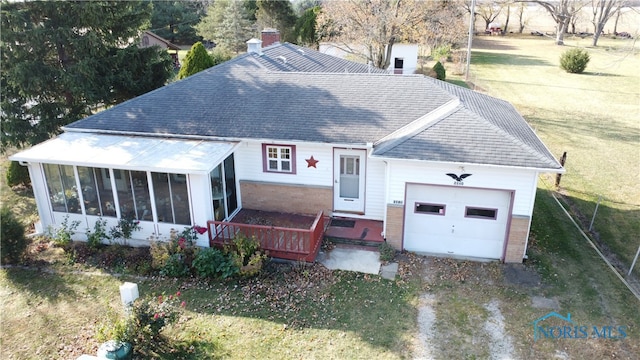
[560,48,590,73]
[109,217,141,245]
[97,292,185,354]
[432,61,446,81]
[378,242,396,262]
[160,253,191,277]
[49,215,80,248]
[86,218,110,249]
[178,42,214,79]
[226,233,267,277]
[150,225,205,277]
[5,161,30,188]
[210,47,232,66]
[192,247,238,279]
[431,44,452,62]
[1,207,28,264]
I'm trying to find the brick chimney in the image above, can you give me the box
[261,28,280,47]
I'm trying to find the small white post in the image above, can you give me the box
[629,244,640,277]
[119,282,139,308]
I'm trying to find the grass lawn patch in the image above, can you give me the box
[1,260,422,359]
[469,35,640,278]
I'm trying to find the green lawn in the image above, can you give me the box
[465,34,640,277]
[0,262,422,359]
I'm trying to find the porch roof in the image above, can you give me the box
[10,132,236,174]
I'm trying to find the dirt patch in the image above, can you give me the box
[531,295,560,310]
[483,299,515,360]
[415,293,437,359]
[503,262,543,288]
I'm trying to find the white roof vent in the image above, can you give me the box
[246,38,262,55]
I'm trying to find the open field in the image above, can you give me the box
[463,34,640,279]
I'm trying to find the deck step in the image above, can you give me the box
[324,235,383,248]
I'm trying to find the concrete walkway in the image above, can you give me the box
[317,246,398,279]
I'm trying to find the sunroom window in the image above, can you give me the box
[43,164,81,214]
[151,172,191,225]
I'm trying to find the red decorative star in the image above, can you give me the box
[306,155,319,168]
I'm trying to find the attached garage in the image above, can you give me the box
[403,184,513,260]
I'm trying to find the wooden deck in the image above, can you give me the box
[207,210,325,262]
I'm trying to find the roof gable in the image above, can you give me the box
[372,78,562,169]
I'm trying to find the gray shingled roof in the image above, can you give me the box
[372,77,562,169]
[253,43,387,73]
[64,43,562,170]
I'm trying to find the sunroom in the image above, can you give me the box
[11,132,239,247]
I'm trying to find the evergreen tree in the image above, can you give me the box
[178,42,215,79]
[150,0,204,45]
[295,6,320,47]
[0,1,174,151]
[195,0,254,54]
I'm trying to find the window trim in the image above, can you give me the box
[465,206,498,220]
[414,202,446,216]
[262,144,296,174]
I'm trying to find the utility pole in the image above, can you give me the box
[465,0,477,81]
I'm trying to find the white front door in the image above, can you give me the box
[333,149,366,214]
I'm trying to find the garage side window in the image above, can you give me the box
[415,203,445,215]
[465,207,497,220]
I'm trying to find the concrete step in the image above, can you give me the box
[324,235,383,248]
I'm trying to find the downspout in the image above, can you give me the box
[382,160,389,240]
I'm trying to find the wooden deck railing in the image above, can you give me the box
[207,210,324,262]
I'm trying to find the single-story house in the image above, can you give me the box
[139,30,181,69]
[11,31,563,263]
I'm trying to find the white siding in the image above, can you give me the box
[389,44,419,74]
[386,160,538,217]
[235,141,385,220]
[189,173,213,247]
[363,156,386,220]
[234,141,333,187]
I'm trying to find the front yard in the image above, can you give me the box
[2,187,638,359]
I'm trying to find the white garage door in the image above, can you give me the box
[404,184,512,260]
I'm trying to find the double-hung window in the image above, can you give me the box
[262,144,296,174]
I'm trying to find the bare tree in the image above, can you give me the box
[422,0,468,61]
[516,1,529,33]
[316,0,427,69]
[526,0,586,45]
[591,0,626,46]
[476,1,505,30]
[503,1,512,34]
